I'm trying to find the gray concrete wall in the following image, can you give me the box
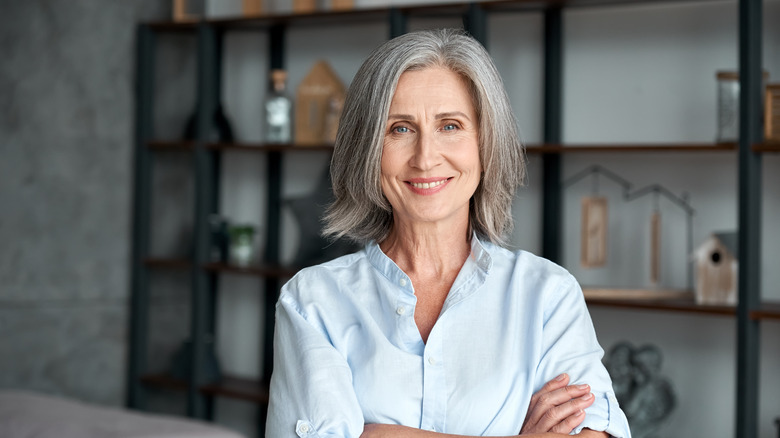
[0,1,169,406]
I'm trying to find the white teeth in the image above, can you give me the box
[411,180,446,189]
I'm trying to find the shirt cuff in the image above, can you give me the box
[572,392,631,438]
[296,420,321,438]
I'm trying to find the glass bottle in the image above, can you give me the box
[263,69,292,144]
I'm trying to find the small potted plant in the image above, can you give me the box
[228,224,256,267]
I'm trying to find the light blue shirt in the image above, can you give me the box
[266,236,631,438]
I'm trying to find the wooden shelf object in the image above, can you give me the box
[525,142,737,154]
[200,376,270,404]
[147,140,196,150]
[143,258,192,270]
[586,297,736,316]
[140,374,189,391]
[147,140,335,152]
[206,142,334,152]
[141,374,270,404]
[753,141,780,153]
[203,262,299,278]
[146,0,731,31]
[750,302,780,320]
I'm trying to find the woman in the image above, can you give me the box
[266,29,630,438]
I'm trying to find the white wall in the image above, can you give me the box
[209,1,780,436]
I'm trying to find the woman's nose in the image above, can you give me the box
[409,131,441,170]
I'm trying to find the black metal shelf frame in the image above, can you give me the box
[736,0,763,435]
[128,1,769,437]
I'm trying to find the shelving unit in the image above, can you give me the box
[128,1,772,437]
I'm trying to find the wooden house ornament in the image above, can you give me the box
[581,197,608,268]
[295,60,346,145]
[693,232,738,305]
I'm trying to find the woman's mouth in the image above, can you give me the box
[409,179,448,189]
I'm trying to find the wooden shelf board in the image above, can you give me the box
[206,142,334,152]
[586,297,736,316]
[148,21,198,32]
[583,288,736,316]
[143,258,192,269]
[145,0,727,30]
[147,141,195,150]
[753,141,780,153]
[204,262,299,278]
[200,376,270,404]
[525,143,737,153]
[751,301,780,320]
[141,374,269,404]
[140,374,189,391]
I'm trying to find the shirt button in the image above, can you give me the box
[396,306,406,315]
[428,356,436,365]
[297,422,311,434]
[399,278,407,287]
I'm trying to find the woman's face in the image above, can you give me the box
[380,66,481,231]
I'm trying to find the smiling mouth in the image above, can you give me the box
[409,179,449,189]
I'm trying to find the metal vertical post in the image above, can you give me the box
[128,23,155,411]
[389,8,407,39]
[463,2,487,49]
[189,22,220,420]
[542,8,563,263]
[260,23,287,438]
[736,0,762,436]
[263,24,285,382]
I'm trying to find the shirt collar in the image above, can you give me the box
[364,232,493,287]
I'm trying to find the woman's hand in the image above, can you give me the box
[520,373,595,435]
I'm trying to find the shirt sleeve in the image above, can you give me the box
[535,274,632,438]
[265,289,365,438]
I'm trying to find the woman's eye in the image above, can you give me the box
[392,126,409,134]
[442,123,458,131]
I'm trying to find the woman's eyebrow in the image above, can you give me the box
[387,111,471,121]
[435,111,470,121]
[387,114,414,121]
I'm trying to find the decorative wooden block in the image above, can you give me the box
[173,0,204,22]
[293,0,317,13]
[295,60,346,145]
[581,197,608,268]
[766,84,780,141]
[650,211,661,285]
[331,0,355,10]
[242,0,263,16]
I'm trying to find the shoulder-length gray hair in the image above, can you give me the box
[323,28,525,246]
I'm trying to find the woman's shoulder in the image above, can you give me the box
[279,248,369,304]
[485,241,574,281]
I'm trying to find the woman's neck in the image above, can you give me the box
[379,220,472,279]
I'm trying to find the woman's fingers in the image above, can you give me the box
[534,390,594,433]
[522,381,595,435]
[527,373,570,409]
[548,407,587,434]
[542,391,594,422]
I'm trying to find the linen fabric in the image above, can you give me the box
[266,236,631,438]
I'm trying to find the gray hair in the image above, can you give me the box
[323,28,526,246]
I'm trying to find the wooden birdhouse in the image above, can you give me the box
[693,232,738,305]
[294,60,346,145]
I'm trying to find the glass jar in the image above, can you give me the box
[716,71,739,142]
[716,70,769,142]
